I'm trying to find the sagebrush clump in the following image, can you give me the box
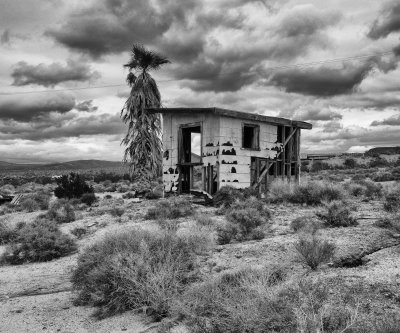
[145,197,194,220]
[46,199,76,223]
[1,219,77,265]
[174,268,362,333]
[291,216,322,234]
[294,235,335,270]
[0,219,16,245]
[317,201,358,227]
[72,228,210,319]
[217,197,270,244]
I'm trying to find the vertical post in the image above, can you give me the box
[287,127,293,181]
[296,129,301,184]
[281,126,285,178]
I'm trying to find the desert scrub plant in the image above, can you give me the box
[384,188,400,212]
[1,219,77,265]
[54,172,94,199]
[172,266,295,333]
[0,219,16,245]
[145,197,194,220]
[19,198,40,212]
[291,215,323,234]
[294,235,335,270]
[317,201,358,227]
[195,214,215,227]
[374,215,400,233]
[46,199,76,223]
[72,228,210,319]
[212,186,244,208]
[109,206,125,217]
[80,192,97,206]
[174,268,361,332]
[290,181,345,205]
[70,226,88,239]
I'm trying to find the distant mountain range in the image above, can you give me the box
[0,160,123,171]
[366,147,400,156]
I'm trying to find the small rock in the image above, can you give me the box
[61,306,70,310]
[121,328,127,331]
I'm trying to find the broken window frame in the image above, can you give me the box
[242,123,260,150]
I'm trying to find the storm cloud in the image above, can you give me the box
[11,59,100,87]
[0,112,123,141]
[268,61,375,96]
[368,1,400,39]
[0,92,75,121]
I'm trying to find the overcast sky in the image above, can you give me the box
[0,0,399,163]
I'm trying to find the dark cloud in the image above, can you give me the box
[0,112,123,141]
[268,61,375,96]
[46,0,199,58]
[370,114,400,126]
[368,1,400,39]
[11,59,100,87]
[276,4,340,38]
[0,92,75,121]
[75,100,98,112]
[1,29,10,44]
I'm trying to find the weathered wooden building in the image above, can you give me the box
[148,107,312,195]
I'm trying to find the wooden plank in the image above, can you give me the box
[281,126,285,177]
[287,127,293,180]
[296,129,301,184]
[252,162,274,189]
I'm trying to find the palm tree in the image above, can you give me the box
[121,44,170,179]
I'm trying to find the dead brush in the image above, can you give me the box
[294,234,335,270]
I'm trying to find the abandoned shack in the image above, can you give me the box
[147,107,312,195]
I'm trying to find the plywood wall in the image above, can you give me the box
[162,113,220,192]
[218,117,283,189]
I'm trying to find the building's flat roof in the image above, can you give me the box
[147,107,312,129]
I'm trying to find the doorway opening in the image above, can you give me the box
[178,124,202,193]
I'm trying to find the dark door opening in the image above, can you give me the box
[178,124,202,193]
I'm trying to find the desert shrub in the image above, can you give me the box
[344,158,357,169]
[131,179,154,195]
[1,219,77,264]
[0,184,15,195]
[72,228,209,319]
[267,179,295,203]
[80,192,97,206]
[384,189,400,212]
[0,219,16,245]
[229,196,271,217]
[317,201,358,227]
[54,173,94,199]
[117,184,130,193]
[145,189,163,200]
[212,186,244,208]
[145,197,194,220]
[122,191,136,199]
[216,223,238,245]
[109,206,125,217]
[19,198,40,212]
[226,209,265,237]
[291,216,322,234]
[294,235,335,270]
[46,199,76,223]
[374,215,400,233]
[71,226,88,239]
[345,182,365,197]
[369,157,390,168]
[268,180,345,205]
[174,268,361,333]
[195,214,215,227]
[362,180,383,198]
[156,219,180,232]
[290,181,345,205]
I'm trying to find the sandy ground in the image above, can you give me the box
[1,194,400,332]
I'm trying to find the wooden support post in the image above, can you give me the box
[296,129,301,184]
[281,126,285,177]
[287,127,293,181]
[252,162,274,189]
